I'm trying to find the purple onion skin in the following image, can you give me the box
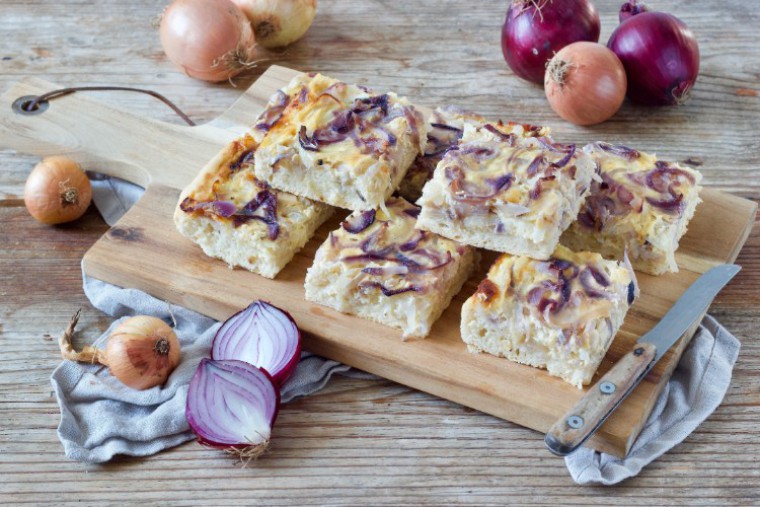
[608,11,700,106]
[501,0,601,84]
[186,359,280,449]
[619,0,650,22]
[211,301,302,387]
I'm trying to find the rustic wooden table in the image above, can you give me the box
[1,0,758,504]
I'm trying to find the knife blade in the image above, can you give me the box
[544,264,741,456]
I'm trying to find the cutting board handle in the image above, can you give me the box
[0,66,304,190]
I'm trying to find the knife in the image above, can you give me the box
[544,264,740,456]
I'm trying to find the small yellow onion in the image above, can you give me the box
[544,41,627,126]
[106,316,182,390]
[24,156,92,225]
[232,0,317,48]
[160,0,258,82]
[59,312,182,390]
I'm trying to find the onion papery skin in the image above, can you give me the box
[501,0,601,84]
[608,10,700,106]
[545,42,627,126]
[232,0,317,48]
[159,0,257,82]
[211,301,301,387]
[186,359,280,450]
[106,316,181,390]
[23,157,92,225]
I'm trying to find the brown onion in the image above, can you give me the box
[24,156,92,225]
[544,42,627,126]
[59,312,181,390]
[232,0,317,48]
[159,0,257,82]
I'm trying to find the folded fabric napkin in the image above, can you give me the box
[51,175,741,484]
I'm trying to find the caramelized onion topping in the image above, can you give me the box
[180,188,280,240]
[342,209,376,234]
[255,91,290,132]
[525,257,617,321]
[594,142,640,160]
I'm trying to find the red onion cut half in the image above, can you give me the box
[212,301,301,387]
[608,6,700,106]
[186,359,280,462]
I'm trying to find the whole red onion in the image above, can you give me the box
[608,4,700,106]
[501,0,601,84]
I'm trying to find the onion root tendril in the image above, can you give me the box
[58,309,109,366]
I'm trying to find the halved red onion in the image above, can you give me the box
[211,301,301,386]
[186,359,279,462]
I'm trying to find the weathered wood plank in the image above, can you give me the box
[1,0,759,503]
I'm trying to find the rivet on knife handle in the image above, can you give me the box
[544,342,657,456]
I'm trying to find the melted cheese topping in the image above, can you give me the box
[182,133,328,237]
[399,106,551,202]
[255,73,425,179]
[417,122,592,224]
[577,142,703,251]
[320,197,468,296]
[479,245,634,332]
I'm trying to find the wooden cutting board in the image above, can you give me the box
[1,65,755,457]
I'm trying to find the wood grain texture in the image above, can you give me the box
[1,0,759,504]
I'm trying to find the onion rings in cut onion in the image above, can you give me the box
[186,359,280,463]
[211,301,301,386]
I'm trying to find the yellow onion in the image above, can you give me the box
[160,0,257,82]
[24,156,92,225]
[232,0,317,48]
[59,312,181,390]
[544,42,627,126]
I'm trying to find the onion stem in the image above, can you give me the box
[58,309,109,366]
[547,58,574,88]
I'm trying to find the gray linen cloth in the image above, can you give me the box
[51,176,741,484]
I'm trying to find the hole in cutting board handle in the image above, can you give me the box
[12,95,49,115]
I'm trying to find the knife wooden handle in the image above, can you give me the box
[544,342,657,456]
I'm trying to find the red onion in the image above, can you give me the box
[579,267,611,299]
[619,0,650,22]
[342,209,376,234]
[211,301,301,386]
[180,198,237,218]
[186,359,279,461]
[608,4,700,105]
[228,149,255,173]
[501,0,601,84]
[254,90,290,133]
